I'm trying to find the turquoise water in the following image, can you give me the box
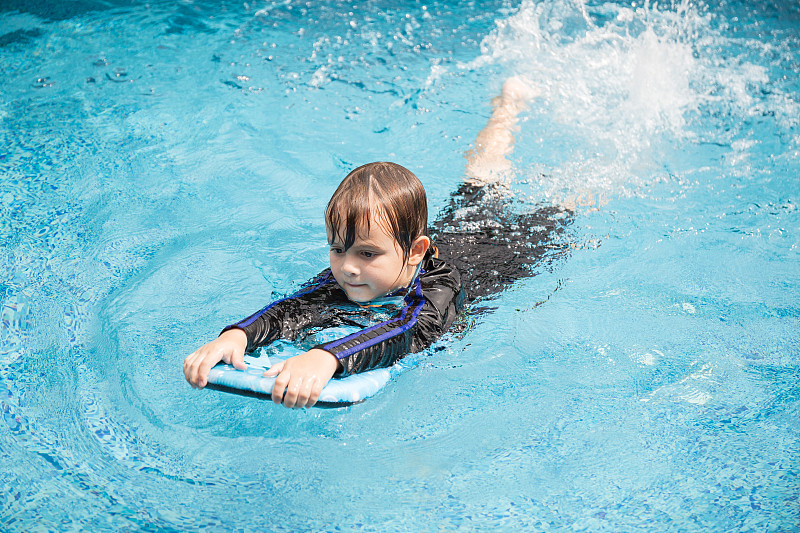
[1,0,799,530]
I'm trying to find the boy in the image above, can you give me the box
[184,77,569,408]
[184,162,463,408]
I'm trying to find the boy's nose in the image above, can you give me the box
[341,257,359,276]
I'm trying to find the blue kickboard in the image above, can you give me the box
[205,328,400,407]
[206,361,393,407]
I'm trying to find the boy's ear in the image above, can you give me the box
[408,235,431,266]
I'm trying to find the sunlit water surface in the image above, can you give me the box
[1,0,799,530]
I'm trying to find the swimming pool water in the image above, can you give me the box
[1,0,799,530]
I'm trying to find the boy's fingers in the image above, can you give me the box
[282,376,303,408]
[183,353,201,387]
[308,380,324,408]
[182,355,192,380]
[297,381,319,409]
[195,354,222,389]
[231,350,246,370]
[293,382,311,409]
[263,361,284,377]
[272,370,290,405]
[183,350,199,373]
[192,356,207,385]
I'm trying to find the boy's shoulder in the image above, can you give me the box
[420,250,463,296]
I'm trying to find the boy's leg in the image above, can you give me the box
[433,77,574,303]
[464,76,541,186]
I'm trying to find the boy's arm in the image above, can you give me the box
[184,270,335,389]
[183,328,248,388]
[221,270,336,353]
[261,266,460,407]
[313,257,463,376]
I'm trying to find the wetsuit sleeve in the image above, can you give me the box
[221,270,336,353]
[313,257,463,377]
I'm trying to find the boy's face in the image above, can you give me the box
[328,214,412,303]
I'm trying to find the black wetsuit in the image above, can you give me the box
[223,248,463,377]
[225,183,572,376]
[431,183,572,302]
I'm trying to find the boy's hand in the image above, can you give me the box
[183,328,248,388]
[264,349,339,408]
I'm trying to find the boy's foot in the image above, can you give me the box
[501,76,541,107]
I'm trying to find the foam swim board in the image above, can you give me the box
[205,327,399,407]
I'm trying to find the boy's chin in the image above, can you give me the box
[342,285,376,303]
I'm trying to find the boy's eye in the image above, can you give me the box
[331,247,344,254]
[361,251,374,258]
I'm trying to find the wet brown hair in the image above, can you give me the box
[326,162,428,263]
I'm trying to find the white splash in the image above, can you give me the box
[463,0,776,200]
[467,0,703,148]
